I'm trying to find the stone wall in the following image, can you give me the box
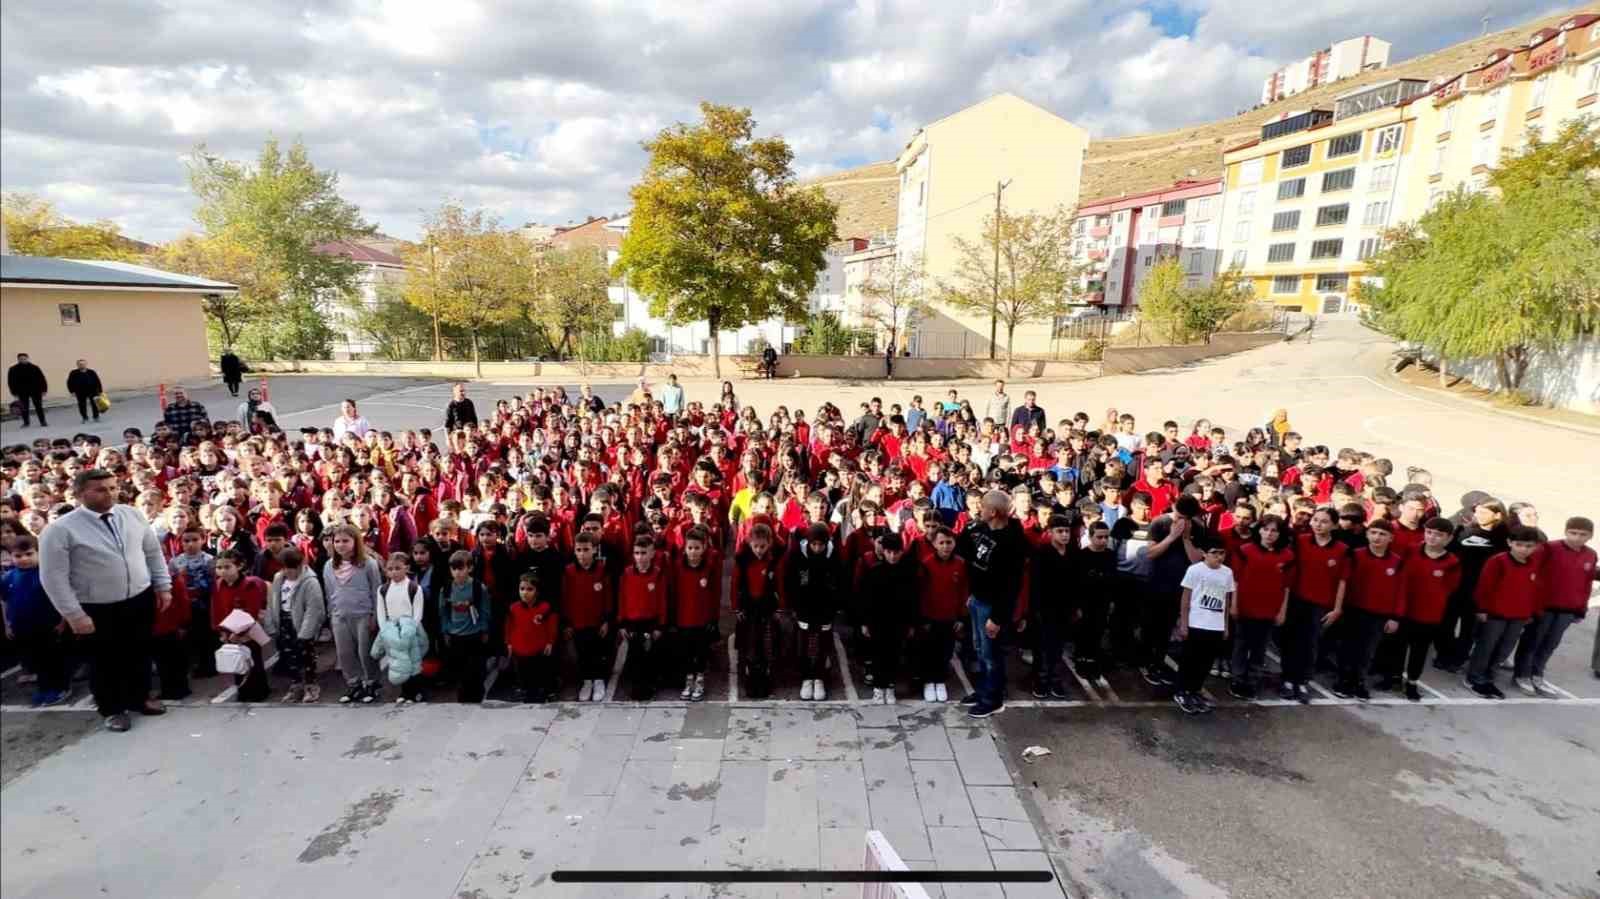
[1100,332,1284,375]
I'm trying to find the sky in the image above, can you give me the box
[0,0,1567,244]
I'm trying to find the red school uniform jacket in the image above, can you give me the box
[1390,521,1426,559]
[918,553,970,623]
[1540,539,1598,615]
[1398,549,1460,625]
[1132,478,1179,518]
[671,554,723,629]
[1233,543,1296,620]
[1474,551,1541,620]
[616,561,670,625]
[505,599,558,657]
[733,546,783,611]
[1292,534,1350,608]
[559,561,613,630]
[1346,548,1405,618]
[211,575,268,630]
[153,569,193,637]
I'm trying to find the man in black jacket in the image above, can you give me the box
[218,349,243,397]
[958,488,1027,717]
[7,353,48,427]
[444,382,478,431]
[66,359,104,423]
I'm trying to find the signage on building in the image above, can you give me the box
[1528,44,1567,73]
[1433,78,1461,105]
[1480,58,1513,88]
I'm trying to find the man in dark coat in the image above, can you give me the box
[444,382,478,431]
[7,353,48,427]
[219,350,244,397]
[66,359,105,423]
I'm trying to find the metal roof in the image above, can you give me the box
[0,255,237,291]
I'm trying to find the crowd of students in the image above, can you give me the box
[1,378,1595,719]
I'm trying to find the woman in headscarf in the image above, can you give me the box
[237,387,277,431]
[1265,408,1292,447]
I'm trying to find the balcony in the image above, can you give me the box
[1157,214,1185,228]
[1089,225,1111,239]
[1087,248,1108,261]
[1085,291,1106,305]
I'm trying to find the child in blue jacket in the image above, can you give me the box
[1,535,69,706]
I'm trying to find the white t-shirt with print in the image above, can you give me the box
[1181,562,1235,632]
[280,576,299,613]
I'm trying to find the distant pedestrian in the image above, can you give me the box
[444,382,478,431]
[884,344,895,380]
[160,386,210,441]
[984,380,1010,426]
[219,349,244,397]
[66,359,104,423]
[660,374,685,421]
[7,352,48,428]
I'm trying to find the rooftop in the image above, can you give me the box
[0,255,237,291]
[314,239,404,266]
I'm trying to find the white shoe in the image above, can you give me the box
[884,688,895,704]
[814,681,827,701]
[592,679,607,702]
[682,675,695,700]
[935,683,948,702]
[691,674,706,702]
[1530,676,1552,695]
[1513,676,1537,696]
[801,679,815,701]
[579,680,594,702]
[923,683,937,702]
[872,688,885,703]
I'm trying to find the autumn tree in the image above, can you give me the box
[407,203,534,376]
[1138,257,1250,344]
[858,252,930,355]
[1,193,138,260]
[152,233,285,352]
[940,208,1083,370]
[615,102,837,376]
[531,246,613,358]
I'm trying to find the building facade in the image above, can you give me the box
[1068,178,1224,309]
[1217,79,1429,314]
[1263,36,1392,104]
[315,240,407,359]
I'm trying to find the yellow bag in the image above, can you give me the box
[94,393,111,413]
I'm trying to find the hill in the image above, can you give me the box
[805,6,1589,234]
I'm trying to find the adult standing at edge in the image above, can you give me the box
[66,358,104,424]
[984,379,1010,428]
[332,398,372,443]
[39,469,172,732]
[959,488,1027,718]
[219,348,244,397]
[7,352,48,428]
[1009,390,1046,432]
[444,382,478,431]
[660,374,685,422]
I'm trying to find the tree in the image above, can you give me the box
[1134,258,1190,343]
[1,193,138,260]
[408,203,533,377]
[858,252,930,355]
[151,233,284,352]
[398,229,452,361]
[339,283,437,361]
[1138,258,1251,344]
[1362,119,1600,394]
[940,208,1082,370]
[531,246,614,358]
[615,102,838,377]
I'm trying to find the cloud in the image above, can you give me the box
[0,0,1559,242]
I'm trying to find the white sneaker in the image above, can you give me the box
[884,688,895,704]
[801,679,815,701]
[872,687,885,703]
[814,681,827,701]
[691,674,706,702]
[592,679,607,702]
[923,683,938,702]
[1513,676,1537,696]
[1530,676,1552,695]
[579,680,594,702]
[935,683,948,702]
[681,675,695,700]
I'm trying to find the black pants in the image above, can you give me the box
[152,632,191,699]
[15,392,46,426]
[1141,584,1179,670]
[225,378,241,396]
[14,628,68,695]
[1178,629,1224,694]
[1073,595,1109,673]
[1467,617,1526,686]
[572,626,611,681]
[74,393,100,421]
[1229,617,1276,687]
[446,634,487,703]
[513,653,555,699]
[1375,619,1435,681]
[1106,578,1142,665]
[1033,606,1066,686]
[188,600,218,675]
[868,618,905,688]
[1336,608,1388,686]
[235,640,270,702]
[83,589,155,717]
[1514,610,1578,680]
[621,620,658,699]
[677,625,715,676]
[797,623,830,679]
[918,620,958,683]
[1279,597,1327,686]
[1434,590,1477,667]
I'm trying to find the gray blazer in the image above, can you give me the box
[40,504,171,620]
[264,572,327,642]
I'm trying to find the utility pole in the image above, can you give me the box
[989,178,1010,359]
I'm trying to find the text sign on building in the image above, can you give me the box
[1528,45,1567,73]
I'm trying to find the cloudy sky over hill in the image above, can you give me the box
[0,0,1565,243]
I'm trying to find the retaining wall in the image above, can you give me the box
[1100,332,1285,375]
[245,355,1100,382]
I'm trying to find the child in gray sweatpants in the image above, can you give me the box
[322,527,384,704]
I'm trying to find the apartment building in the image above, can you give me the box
[1405,14,1600,215]
[1262,36,1393,104]
[1068,178,1224,309]
[1216,79,1428,315]
[314,239,408,359]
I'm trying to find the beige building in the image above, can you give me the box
[1,255,232,392]
[893,93,1090,357]
[1405,14,1600,216]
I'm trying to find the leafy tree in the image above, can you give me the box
[1362,118,1600,393]
[532,246,614,358]
[792,311,871,355]
[2,193,139,260]
[409,203,535,376]
[615,102,838,377]
[398,237,452,361]
[858,253,930,355]
[339,284,437,361]
[1138,258,1251,344]
[151,233,285,353]
[940,208,1083,369]
[1134,258,1190,343]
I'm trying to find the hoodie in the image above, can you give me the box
[783,539,840,625]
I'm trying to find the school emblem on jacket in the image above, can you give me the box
[1327,559,1337,567]
[1385,568,1395,576]
[593,582,603,591]
[699,577,708,588]
[647,582,656,591]
[1433,570,1443,578]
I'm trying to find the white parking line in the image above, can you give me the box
[727,641,739,703]
[2,665,20,680]
[831,631,859,703]
[210,686,239,704]
[1538,679,1579,701]
[69,693,96,710]
[1416,680,1449,701]
[605,639,628,703]
[1063,660,1102,703]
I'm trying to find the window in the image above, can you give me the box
[1187,250,1203,273]
[1315,273,1349,292]
[1321,168,1356,192]
[1277,178,1306,200]
[1441,105,1456,132]
[1144,205,1159,218]
[1143,255,1152,268]
[1374,125,1404,155]
[1191,224,1207,245]
[1433,145,1447,175]
[1530,74,1549,110]
[1160,199,1186,217]
[59,303,81,326]
[1588,62,1600,95]
[1281,144,1311,168]
[918,182,926,206]
[1272,275,1300,294]
[1074,219,1085,236]
[611,303,626,321]
[1362,201,1388,227]
[1192,197,1213,220]
[1231,249,1247,268]
[1315,204,1349,227]
[1267,242,1296,263]
[1239,158,1264,186]
[1310,239,1343,260]
[1237,190,1256,215]
[1428,188,1443,209]
[1327,132,1362,157]
[1370,163,1396,191]
[1358,237,1382,260]
[1272,210,1301,231]
[1474,131,1496,167]
[1233,219,1251,242]
[1116,210,1127,223]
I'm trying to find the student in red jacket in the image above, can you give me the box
[1333,521,1404,700]
[671,526,721,702]
[617,534,670,701]
[1228,515,1294,699]
[1465,525,1543,698]
[1375,517,1460,700]
[1512,516,1596,695]
[506,573,557,703]
[211,550,270,702]
[1280,508,1349,703]
[916,527,970,703]
[734,523,784,698]
[560,533,613,702]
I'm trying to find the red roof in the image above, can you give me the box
[314,240,404,266]
[1075,177,1222,216]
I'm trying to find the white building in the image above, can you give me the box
[1067,178,1225,310]
[315,240,407,359]
[1262,36,1392,104]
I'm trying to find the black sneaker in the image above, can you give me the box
[1433,658,1461,674]
[1294,684,1312,704]
[1373,675,1400,692]
[1174,693,1201,715]
[1228,681,1255,701]
[1049,682,1070,700]
[1278,681,1297,701]
[1142,665,1173,687]
[1351,683,1372,701]
[340,686,361,704]
[966,701,1003,719]
[959,692,980,706]
[1471,682,1505,700]
[1196,695,1216,714]
[1031,681,1049,699]
[1404,681,1422,702]
[1330,681,1354,699]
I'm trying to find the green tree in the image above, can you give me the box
[940,208,1082,370]
[792,311,870,355]
[858,252,930,355]
[398,238,451,361]
[151,233,284,352]
[532,246,614,358]
[614,102,838,377]
[340,283,437,361]
[1135,258,1190,343]
[409,203,535,376]
[1139,258,1251,344]
[1,193,138,260]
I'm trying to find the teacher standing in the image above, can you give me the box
[39,469,173,732]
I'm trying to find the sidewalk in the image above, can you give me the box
[1383,363,1600,437]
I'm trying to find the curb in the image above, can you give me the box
[1375,364,1600,438]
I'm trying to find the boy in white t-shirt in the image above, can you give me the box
[1176,538,1235,715]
